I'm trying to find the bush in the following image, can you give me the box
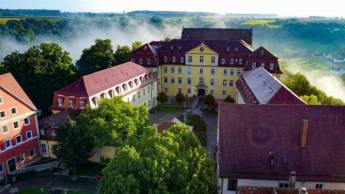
[224,95,235,103]
[175,93,186,104]
[157,92,168,104]
[203,94,216,107]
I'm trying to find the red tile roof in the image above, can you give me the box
[55,62,151,97]
[236,67,305,104]
[239,187,345,194]
[0,73,37,111]
[218,103,345,182]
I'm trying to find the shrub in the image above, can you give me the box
[175,93,186,104]
[224,95,235,103]
[157,92,168,104]
[203,94,216,107]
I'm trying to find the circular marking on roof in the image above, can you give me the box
[249,126,273,147]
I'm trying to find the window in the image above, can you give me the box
[186,66,192,74]
[80,100,86,110]
[171,77,175,83]
[199,47,204,52]
[11,107,16,115]
[226,47,230,52]
[210,90,214,95]
[229,80,233,86]
[211,68,215,75]
[270,63,274,70]
[26,131,32,139]
[147,58,151,65]
[58,97,64,107]
[221,58,225,65]
[164,66,168,73]
[261,62,265,68]
[230,69,234,76]
[210,79,215,86]
[138,91,141,99]
[178,67,182,74]
[223,69,227,76]
[130,58,135,62]
[0,164,3,173]
[223,80,227,86]
[0,111,5,119]
[17,153,25,163]
[279,183,289,188]
[222,90,226,95]
[178,88,182,93]
[68,99,75,108]
[316,184,323,189]
[0,97,3,104]
[227,179,237,191]
[178,78,182,84]
[172,56,176,63]
[252,62,256,69]
[29,149,36,157]
[164,56,168,63]
[200,56,204,63]
[237,69,241,76]
[143,89,146,96]
[24,117,30,126]
[239,58,243,65]
[211,56,216,63]
[139,58,143,65]
[171,66,175,73]
[188,56,192,63]
[230,58,234,65]
[2,125,8,134]
[13,121,19,129]
[199,68,204,74]
[40,129,45,136]
[180,56,184,63]
[5,139,11,149]
[164,77,168,83]
[187,78,192,85]
[16,135,22,144]
[187,89,191,94]
[132,95,136,102]
[41,143,48,154]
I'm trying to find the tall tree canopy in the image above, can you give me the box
[76,39,116,75]
[114,45,131,65]
[99,124,216,194]
[0,43,77,116]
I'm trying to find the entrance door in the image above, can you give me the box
[7,158,16,172]
[198,89,205,96]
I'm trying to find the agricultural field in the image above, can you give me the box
[0,16,23,24]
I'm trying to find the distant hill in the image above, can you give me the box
[226,13,278,18]
[0,9,61,17]
[126,10,218,17]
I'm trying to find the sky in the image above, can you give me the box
[1,0,345,18]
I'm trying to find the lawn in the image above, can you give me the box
[18,186,90,194]
[75,162,106,177]
[242,19,274,26]
[0,17,22,24]
[154,104,185,112]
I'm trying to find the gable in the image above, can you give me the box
[186,43,218,55]
[0,88,35,116]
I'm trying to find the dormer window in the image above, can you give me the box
[172,56,176,63]
[226,47,230,52]
[230,58,234,65]
[80,100,86,109]
[261,62,265,68]
[270,63,274,70]
[58,97,64,107]
[235,47,239,52]
[252,62,256,69]
[139,58,143,65]
[122,84,127,91]
[180,56,184,63]
[129,81,133,88]
[200,47,204,52]
[239,58,243,65]
[188,56,192,63]
[211,56,216,63]
[221,58,225,65]
[68,98,76,108]
[170,46,174,50]
[178,46,182,50]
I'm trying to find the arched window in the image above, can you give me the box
[122,84,127,91]
[108,90,114,98]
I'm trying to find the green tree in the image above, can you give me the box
[149,16,163,27]
[99,124,216,194]
[157,92,168,104]
[114,45,131,64]
[132,41,143,51]
[164,37,172,42]
[175,93,186,104]
[301,95,321,105]
[203,94,216,107]
[76,39,116,75]
[55,119,94,172]
[78,97,149,147]
[224,95,235,103]
[0,43,77,116]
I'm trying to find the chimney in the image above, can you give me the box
[289,171,296,188]
[300,119,309,148]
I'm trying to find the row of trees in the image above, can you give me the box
[0,39,142,116]
[55,97,216,193]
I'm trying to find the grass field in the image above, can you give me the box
[0,16,61,24]
[0,17,22,24]
[242,19,274,26]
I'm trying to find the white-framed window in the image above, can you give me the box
[230,69,234,76]
[139,58,143,65]
[29,149,36,157]
[239,58,243,65]
[4,139,11,149]
[199,68,204,74]
[41,143,47,154]
[252,62,256,69]
[229,80,234,87]
[171,77,175,84]
[211,68,215,75]
[210,79,215,86]
[164,56,168,63]
[17,153,25,163]
[80,100,86,110]
[187,89,191,94]
[227,179,238,191]
[11,107,17,115]
[0,110,5,119]
[270,63,274,70]
[261,62,265,68]
[2,124,9,134]
[237,69,241,76]
[200,56,204,63]
[40,129,45,136]
[188,56,192,63]
[180,56,184,63]
[171,66,175,73]
[221,58,225,65]
[163,66,168,73]
[0,96,3,104]
[16,135,22,144]
[223,69,227,76]
[26,131,32,139]
[172,56,176,63]
[316,184,323,189]
[68,98,75,108]
[222,90,226,95]
[223,80,227,86]
[186,66,192,74]
[187,78,192,85]
[13,121,19,129]
[58,97,64,107]
[211,56,216,63]
[226,47,230,52]
[230,58,234,65]
[178,78,182,84]
[52,129,56,137]
[178,67,182,74]
[24,117,30,126]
